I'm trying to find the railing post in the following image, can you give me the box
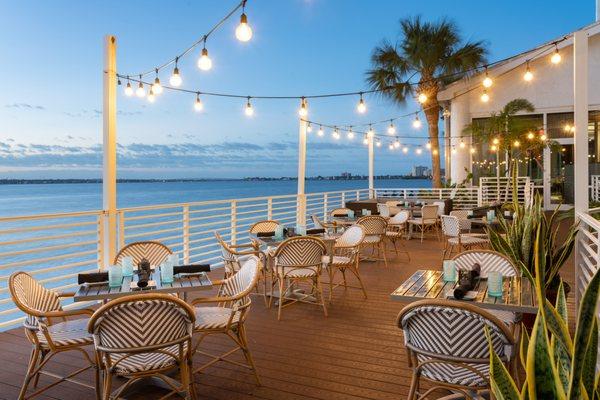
[183,205,190,264]
[117,210,125,250]
[341,192,345,207]
[230,200,237,245]
[477,185,483,206]
[323,193,329,222]
[355,191,359,201]
[97,213,105,270]
[267,197,273,220]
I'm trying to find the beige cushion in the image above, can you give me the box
[322,255,351,266]
[362,235,381,244]
[36,318,93,348]
[408,218,436,225]
[110,343,187,374]
[194,306,239,330]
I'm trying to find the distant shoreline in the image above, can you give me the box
[0,176,431,185]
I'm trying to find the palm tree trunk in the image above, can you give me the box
[423,102,442,188]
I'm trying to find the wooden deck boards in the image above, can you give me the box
[0,229,576,400]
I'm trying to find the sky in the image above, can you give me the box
[0,0,596,179]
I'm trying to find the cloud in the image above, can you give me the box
[5,103,45,110]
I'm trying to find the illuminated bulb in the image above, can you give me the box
[387,121,396,135]
[124,81,133,96]
[482,71,493,88]
[470,147,476,154]
[481,90,490,103]
[298,98,308,117]
[513,140,520,147]
[152,74,163,94]
[347,129,354,139]
[416,147,422,155]
[363,136,369,145]
[317,126,324,136]
[136,81,145,97]
[426,141,431,150]
[412,115,422,129]
[394,139,400,149]
[442,108,451,118]
[459,140,466,149]
[235,13,253,42]
[492,138,499,145]
[194,94,203,112]
[551,48,562,64]
[332,128,340,140]
[417,92,427,104]
[376,140,382,147]
[244,98,254,116]
[490,145,497,152]
[388,143,394,150]
[524,65,533,82]
[147,88,155,103]
[432,149,439,155]
[563,124,571,132]
[402,146,409,154]
[367,125,375,138]
[357,95,367,113]
[527,132,535,140]
[306,123,312,133]
[540,134,547,141]
[170,65,182,87]
[198,47,212,71]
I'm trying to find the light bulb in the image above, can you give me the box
[551,49,561,64]
[490,145,497,152]
[563,124,571,132]
[481,90,490,103]
[124,81,133,96]
[540,134,547,141]
[417,92,427,104]
[376,140,381,147]
[152,79,162,95]
[306,123,312,133]
[432,149,439,155]
[513,140,520,147]
[347,129,354,139]
[317,126,324,136]
[443,108,451,118]
[147,88,155,103]
[527,132,535,140]
[470,147,476,154]
[426,141,431,149]
[412,115,422,129]
[387,122,396,135]
[416,148,422,155]
[244,98,254,116]
[388,144,394,150]
[333,129,340,140]
[298,98,308,117]
[198,47,212,71]
[524,65,533,82]
[363,136,369,145]
[170,66,182,86]
[136,81,145,97]
[482,72,493,88]
[492,137,499,145]
[394,140,400,149]
[459,140,466,149]
[194,94,203,112]
[235,13,252,42]
[367,125,374,138]
[357,96,366,113]
[402,146,409,154]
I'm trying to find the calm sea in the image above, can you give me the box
[0,178,431,217]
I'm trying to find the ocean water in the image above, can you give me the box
[0,178,431,217]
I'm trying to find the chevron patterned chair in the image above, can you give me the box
[271,236,328,320]
[191,255,261,385]
[407,204,440,242]
[113,240,173,267]
[323,225,367,300]
[9,271,100,400]
[385,210,411,261]
[397,299,517,400]
[88,293,196,400]
[441,215,489,259]
[356,215,388,268]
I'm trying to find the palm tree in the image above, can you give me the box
[366,17,488,188]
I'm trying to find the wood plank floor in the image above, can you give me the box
[0,228,576,400]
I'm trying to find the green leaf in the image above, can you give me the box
[556,280,569,326]
[520,323,530,371]
[568,267,600,399]
[527,312,565,399]
[486,327,520,400]
[544,298,573,353]
[582,317,599,398]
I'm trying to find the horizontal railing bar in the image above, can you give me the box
[0,239,97,259]
[0,210,103,223]
[0,220,97,235]
[188,213,231,223]
[124,219,181,231]
[0,230,98,247]
[0,249,98,270]
[0,259,97,281]
[123,210,183,221]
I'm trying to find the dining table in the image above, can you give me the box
[390,269,538,314]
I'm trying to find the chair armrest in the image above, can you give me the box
[56,291,76,298]
[191,295,235,306]
[44,308,96,318]
[230,243,255,249]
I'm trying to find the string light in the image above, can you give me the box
[470,147,476,154]
[170,59,182,87]
[416,147,423,155]
[513,140,520,147]
[490,145,497,152]
[402,146,409,154]
[459,140,466,149]
[412,114,422,129]
[388,143,394,150]
[357,93,367,114]
[387,120,396,135]
[524,62,533,81]
[393,138,401,149]
[198,43,213,71]
[376,140,382,147]
[244,97,254,116]
[124,78,133,96]
[426,141,432,150]
[540,133,547,141]
[147,87,156,103]
[317,125,324,136]
[367,125,375,138]
[152,69,163,94]
[235,2,252,42]
[480,90,490,103]
[417,92,427,104]
[432,149,439,155]
[332,127,340,139]
[306,122,312,133]
[482,68,493,88]
[136,76,146,97]
[551,45,562,64]
[347,127,354,139]
[363,135,369,145]
[527,131,535,140]
[298,97,308,117]
[492,137,500,145]
[194,93,204,111]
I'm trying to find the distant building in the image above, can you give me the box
[411,166,430,177]
[340,172,352,179]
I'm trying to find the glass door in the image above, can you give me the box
[549,143,574,205]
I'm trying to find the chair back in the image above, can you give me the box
[114,241,172,267]
[356,215,387,235]
[388,210,409,225]
[440,215,460,238]
[214,231,242,276]
[385,200,401,207]
[88,293,195,352]
[217,256,261,316]
[330,207,352,217]
[9,272,62,330]
[432,201,445,217]
[376,203,390,217]
[249,220,281,234]
[452,250,518,278]
[450,210,472,230]
[421,204,439,221]
[398,300,514,364]
[335,225,365,248]
[311,214,325,229]
[273,236,326,273]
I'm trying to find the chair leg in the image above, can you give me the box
[328,267,334,301]
[18,346,40,400]
[350,264,367,299]
[277,278,285,321]
[316,275,328,317]
[238,324,262,386]
[407,371,420,400]
[380,242,388,268]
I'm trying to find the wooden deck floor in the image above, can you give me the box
[0,232,576,400]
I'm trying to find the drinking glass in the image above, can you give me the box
[442,260,456,282]
[487,271,503,297]
[168,254,180,267]
[108,265,123,288]
[487,209,496,221]
[275,225,284,239]
[296,224,306,236]
[160,261,174,284]
[348,210,354,218]
[361,208,367,216]
[121,256,134,277]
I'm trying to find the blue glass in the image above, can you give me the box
[443,260,456,282]
[121,256,134,277]
[487,210,496,221]
[108,265,123,288]
[160,261,174,284]
[168,254,180,266]
[296,224,306,235]
[488,271,503,297]
[348,210,354,218]
[274,225,284,239]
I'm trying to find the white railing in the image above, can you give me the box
[479,176,532,205]
[575,208,600,308]
[374,187,479,209]
[592,176,600,203]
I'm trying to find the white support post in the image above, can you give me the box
[368,131,374,198]
[444,115,451,181]
[542,114,552,210]
[230,200,237,245]
[574,29,589,217]
[267,197,273,220]
[182,206,190,264]
[323,193,329,221]
[297,119,307,227]
[102,35,117,270]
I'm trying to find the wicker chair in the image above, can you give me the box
[88,293,195,400]
[397,299,517,400]
[356,215,388,268]
[311,214,336,233]
[9,272,99,400]
[271,236,328,320]
[441,215,489,259]
[191,255,261,385]
[376,203,391,217]
[385,210,410,260]
[407,204,440,242]
[249,220,281,251]
[322,225,367,300]
[114,241,172,266]
[450,210,487,237]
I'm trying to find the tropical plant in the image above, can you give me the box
[366,17,488,188]
[488,164,577,292]
[487,222,600,399]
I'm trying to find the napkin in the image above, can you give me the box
[78,272,109,285]
[256,231,275,237]
[306,228,326,234]
[174,264,211,274]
